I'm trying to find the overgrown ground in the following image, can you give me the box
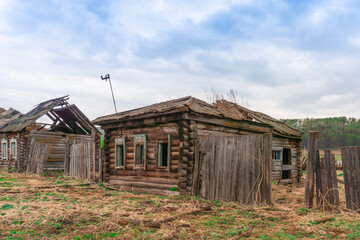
[0,169,359,240]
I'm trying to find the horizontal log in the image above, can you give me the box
[108,179,178,190]
[111,185,180,196]
[109,169,178,178]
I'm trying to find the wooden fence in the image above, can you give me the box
[26,139,51,174]
[64,141,97,181]
[197,134,272,205]
[341,146,360,210]
[305,132,339,210]
[316,150,339,210]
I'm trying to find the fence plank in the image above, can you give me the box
[316,149,340,210]
[305,131,319,208]
[341,146,360,210]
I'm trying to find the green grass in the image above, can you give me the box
[0,170,359,239]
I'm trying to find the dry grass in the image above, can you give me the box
[0,169,359,240]
[302,148,342,162]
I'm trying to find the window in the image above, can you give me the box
[115,138,126,168]
[135,143,144,165]
[273,147,292,180]
[134,134,146,169]
[9,138,17,160]
[158,134,171,170]
[272,150,281,160]
[1,139,7,160]
[158,143,168,166]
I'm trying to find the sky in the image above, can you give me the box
[1,0,360,120]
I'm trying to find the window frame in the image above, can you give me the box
[133,134,147,170]
[272,148,282,161]
[1,139,8,160]
[157,134,171,171]
[9,138,17,160]
[115,138,126,169]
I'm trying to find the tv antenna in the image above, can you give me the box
[101,74,117,113]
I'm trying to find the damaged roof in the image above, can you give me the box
[0,108,23,130]
[0,96,97,135]
[92,96,247,125]
[92,96,302,138]
[214,99,302,138]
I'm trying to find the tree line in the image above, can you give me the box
[284,117,360,149]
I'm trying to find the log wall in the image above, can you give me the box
[272,137,302,183]
[105,122,181,196]
[0,132,24,170]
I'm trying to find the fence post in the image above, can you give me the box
[305,131,319,208]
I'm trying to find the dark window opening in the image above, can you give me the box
[135,144,144,166]
[282,148,291,165]
[159,143,168,167]
[282,170,291,179]
[115,145,124,167]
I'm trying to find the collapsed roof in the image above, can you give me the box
[0,108,23,130]
[0,96,97,135]
[92,96,302,139]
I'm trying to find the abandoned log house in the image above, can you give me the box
[0,108,23,168]
[93,96,282,204]
[214,100,303,183]
[0,96,100,179]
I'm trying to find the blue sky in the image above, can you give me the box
[1,0,360,119]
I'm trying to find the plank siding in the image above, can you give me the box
[198,134,272,204]
[26,131,96,171]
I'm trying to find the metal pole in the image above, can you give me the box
[101,74,117,113]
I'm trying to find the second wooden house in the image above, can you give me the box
[0,96,100,179]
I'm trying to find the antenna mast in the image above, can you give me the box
[101,74,117,113]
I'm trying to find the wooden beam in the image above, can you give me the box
[184,113,272,134]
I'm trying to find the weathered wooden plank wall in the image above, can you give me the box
[26,131,96,171]
[26,141,51,174]
[198,134,272,205]
[67,141,96,180]
[341,146,360,210]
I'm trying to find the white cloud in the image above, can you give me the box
[1,0,360,121]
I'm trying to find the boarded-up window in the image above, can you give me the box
[9,138,17,160]
[134,134,146,169]
[1,139,7,160]
[115,138,126,168]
